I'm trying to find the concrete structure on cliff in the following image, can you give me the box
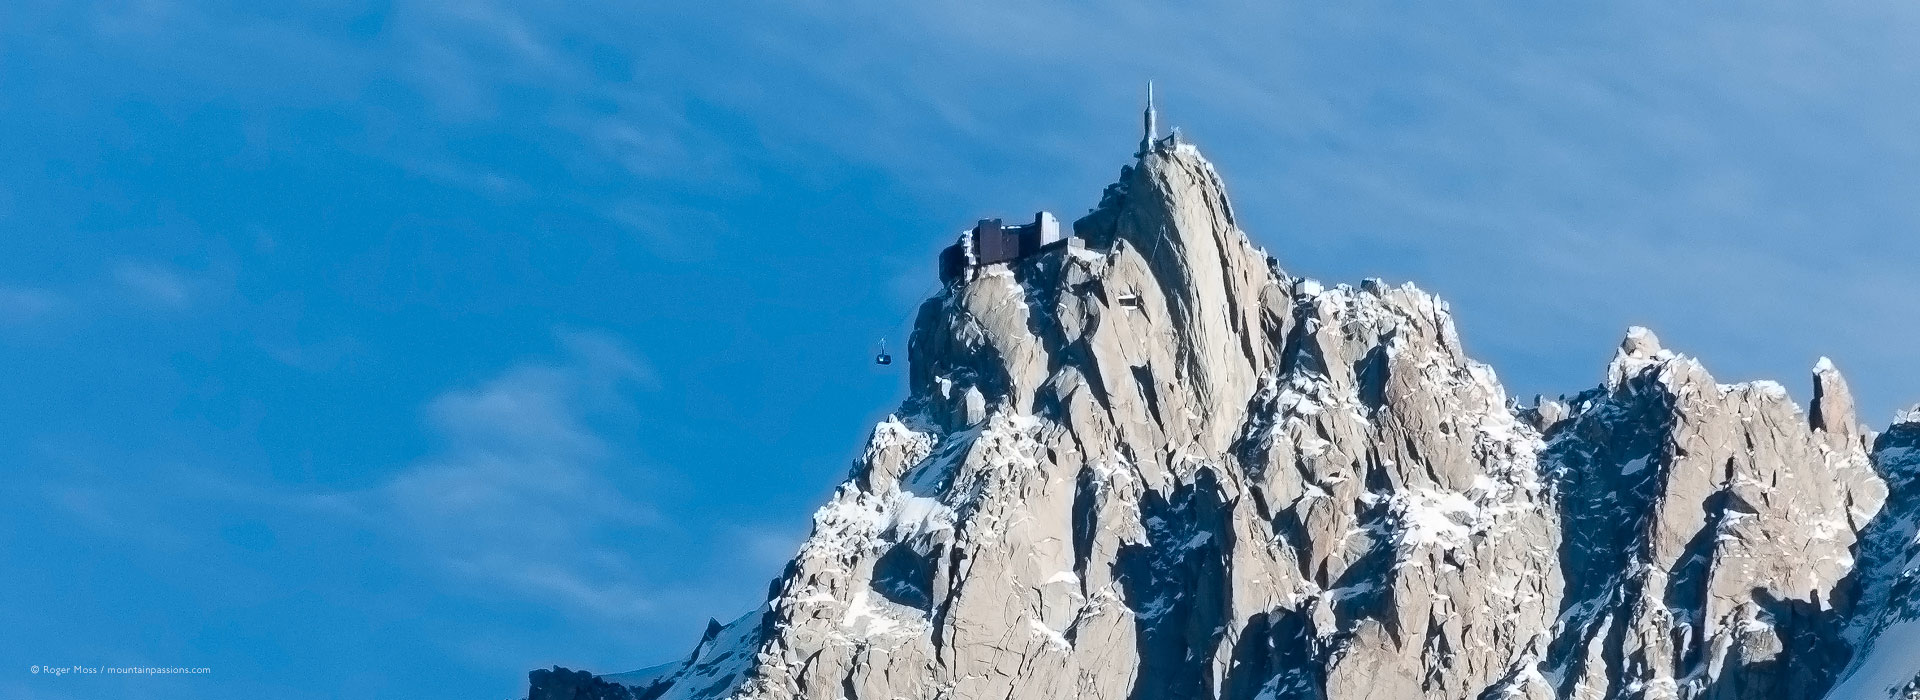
[937,86,1169,284]
[936,212,1064,284]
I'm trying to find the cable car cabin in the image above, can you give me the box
[875,352,893,366]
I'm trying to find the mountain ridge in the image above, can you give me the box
[528,138,1920,700]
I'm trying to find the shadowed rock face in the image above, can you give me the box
[528,667,637,700]
[529,141,1920,700]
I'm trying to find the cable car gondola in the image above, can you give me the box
[875,339,893,366]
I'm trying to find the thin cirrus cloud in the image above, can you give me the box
[325,328,663,623]
[0,263,201,328]
[31,326,672,629]
[0,285,61,325]
[132,0,1899,420]
[111,261,195,311]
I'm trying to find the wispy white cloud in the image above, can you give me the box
[345,328,662,623]
[87,0,185,40]
[44,0,1920,414]
[0,285,60,324]
[111,261,194,311]
[41,481,192,550]
[389,0,574,121]
[27,327,672,631]
[393,155,530,198]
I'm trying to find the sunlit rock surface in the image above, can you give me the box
[529,141,1920,700]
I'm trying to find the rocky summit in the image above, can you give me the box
[527,137,1920,700]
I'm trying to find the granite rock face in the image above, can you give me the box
[529,141,1920,700]
[1535,336,1885,700]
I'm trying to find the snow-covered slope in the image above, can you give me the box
[527,138,1920,700]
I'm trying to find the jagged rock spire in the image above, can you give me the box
[1812,356,1863,451]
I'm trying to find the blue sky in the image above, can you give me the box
[3,1,1918,698]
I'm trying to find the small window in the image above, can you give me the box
[1117,293,1141,309]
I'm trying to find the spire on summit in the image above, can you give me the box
[1138,81,1158,157]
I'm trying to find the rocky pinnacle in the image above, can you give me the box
[528,140,1920,700]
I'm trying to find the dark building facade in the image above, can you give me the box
[938,211,1064,283]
